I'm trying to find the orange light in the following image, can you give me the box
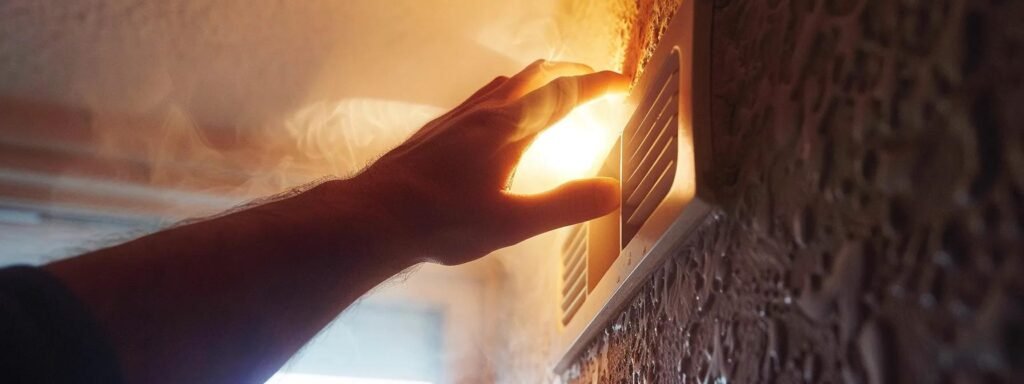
[511,94,630,194]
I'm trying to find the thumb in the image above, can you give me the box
[505,177,620,239]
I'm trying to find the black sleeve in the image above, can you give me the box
[0,266,123,384]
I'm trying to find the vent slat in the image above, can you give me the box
[562,228,588,264]
[626,160,676,226]
[625,93,676,171]
[562,243,585,267]
[561,223,589,323]
[561,267,587,304]
[623,71,678,151]
[625,135,677,206]
[561,224,587,254]
[621,52,680,246]
[562,246,587,283]
[562,223,588,298]
[562,246,586,276]
[560,286,586,325]
[624,116,677,195]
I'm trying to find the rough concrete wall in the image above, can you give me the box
[620,0,686,83]
[564,0,1023,382]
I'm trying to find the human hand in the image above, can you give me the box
[322,60,630,265]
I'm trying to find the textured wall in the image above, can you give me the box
[564,0,1023,382]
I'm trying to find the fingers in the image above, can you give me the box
[503,71,631,141]
[399,62,625,171]
[493,60,596,101]
[406,75,509,143]
[440,75,510,124]
[502,177,620,241]
[446,75,510,118]
[437,60,591,121]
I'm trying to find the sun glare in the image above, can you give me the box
[511,94,631,194]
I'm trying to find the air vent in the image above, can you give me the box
[621,51,680,246]
[560,223,588,325]
[552,0,714,374]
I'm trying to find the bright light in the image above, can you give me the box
[265,373,431,384]
[510,94,631,194]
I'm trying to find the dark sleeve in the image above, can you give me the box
[0,266,123,384]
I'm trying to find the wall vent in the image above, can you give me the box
[621,53,680,246]
[553,0,714,373]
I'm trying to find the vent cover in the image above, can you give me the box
[552,0,713,374]
[622,51,681,246]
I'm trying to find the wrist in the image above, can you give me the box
[289,177,420,271]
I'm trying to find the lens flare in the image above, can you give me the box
[511,94,631,194]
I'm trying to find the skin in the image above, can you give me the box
[44,60,631,384]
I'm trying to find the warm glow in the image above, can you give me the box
[511,94,632,194]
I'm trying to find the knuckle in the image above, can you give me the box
[553,76,580,96]
[548,78,575,110]
[465,107,518,129]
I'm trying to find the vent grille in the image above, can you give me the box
[560,223,588,325]
[621,51,680,246]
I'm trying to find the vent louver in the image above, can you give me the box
[621,50,681,246]
[561,224,593,325]
[560,223,588,325]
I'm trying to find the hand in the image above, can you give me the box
[324,60,630,265]
[42,60,629,384]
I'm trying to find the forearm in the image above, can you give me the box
[38,60,626,384]
[46,178,414,384]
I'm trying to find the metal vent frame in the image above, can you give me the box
[553,0,715,373]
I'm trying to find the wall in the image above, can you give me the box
[565,0,1023,382]
[0,2,635,382]
[0,0,631,220]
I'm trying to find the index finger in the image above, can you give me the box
[493,60,596,101]
[504,71,631,141]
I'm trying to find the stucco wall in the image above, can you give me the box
[565,0,1023,382]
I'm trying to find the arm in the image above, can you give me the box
[45,60,629,384]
